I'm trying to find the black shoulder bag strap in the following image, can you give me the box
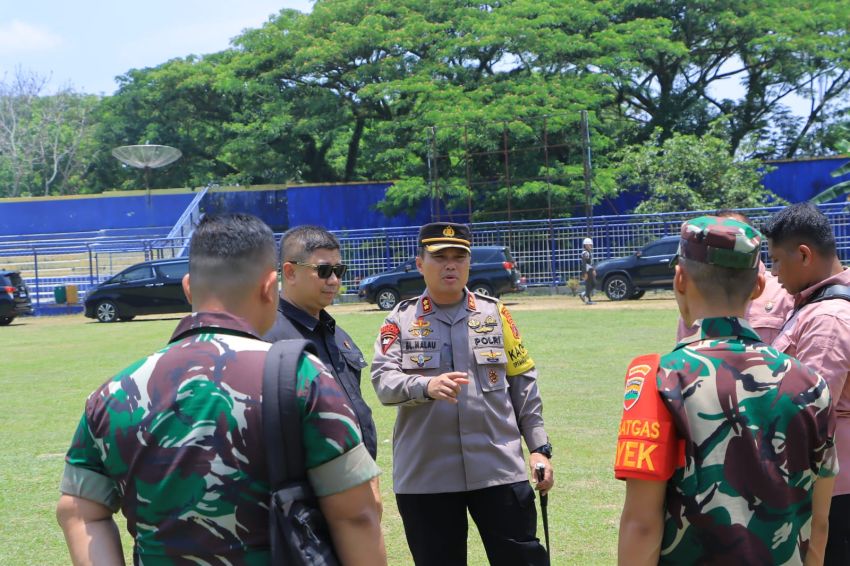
[807,284,850,306]
[262,339,320,563]
[263,339,315,485]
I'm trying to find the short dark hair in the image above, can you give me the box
[189,213,276,297]
[280,225,340,263]
[680,258,758,306]
[715,209,753,227]
[763,202,836,256]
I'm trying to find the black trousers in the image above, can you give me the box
[396,482,549,566]
[825,494,850,566]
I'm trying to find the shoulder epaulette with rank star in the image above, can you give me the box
[471,292,499,303]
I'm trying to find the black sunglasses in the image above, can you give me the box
[292,262,348,279]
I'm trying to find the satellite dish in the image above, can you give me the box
[112,144,182,199]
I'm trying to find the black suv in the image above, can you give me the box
[595,236,680,301]
[358,246,525,310]
[0,270,34,325]
[84,258,191,322]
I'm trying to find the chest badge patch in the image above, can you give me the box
[410,318,432,337]
[380,323,400,355]
[488,369,499,384]
[623,363,652,411]
[412,354,433,368]
[483,350,502,363]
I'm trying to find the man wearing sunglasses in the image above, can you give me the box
[263,225,378,463]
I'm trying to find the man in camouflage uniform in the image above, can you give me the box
[676,210,793,344]
[56,214,386,565]
[616,216,837,565]
[372,222,553,566]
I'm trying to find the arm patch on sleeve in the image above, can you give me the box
[614,354,681,481]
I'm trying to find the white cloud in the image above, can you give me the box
[0,20,62,55]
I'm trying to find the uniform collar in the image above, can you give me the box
[169,311,262,343]
[794,267,850,309]
[278,297,335,334]
[675,316,761,348]
[417,289,479,316]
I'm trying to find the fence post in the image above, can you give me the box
[87,244,94,287]
[548,219,558,288]
[32,247,40,308]
[384,231,392,271]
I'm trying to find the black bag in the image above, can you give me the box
[262,339,340,566]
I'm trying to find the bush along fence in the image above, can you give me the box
[4,202,850,314]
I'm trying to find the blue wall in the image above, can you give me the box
[600,155,850,214]
[3,157,847,237]
[0,192,193,236]
[202,187,288,231]
[285,183,464,230]
[762,156,850,203]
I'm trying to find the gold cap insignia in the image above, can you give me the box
[443,225,456,237]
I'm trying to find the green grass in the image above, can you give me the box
[0,299,680,565]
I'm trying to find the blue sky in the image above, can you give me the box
[0,1,312,95]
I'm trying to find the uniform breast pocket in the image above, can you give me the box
[473,348,508,392]
[401,351,442,374]
[341,347,367,372]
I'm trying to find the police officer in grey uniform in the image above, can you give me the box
[371,222,554,566]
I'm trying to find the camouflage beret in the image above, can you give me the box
[419,222,471,253]
[672,216,762,269]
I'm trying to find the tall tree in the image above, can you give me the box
[0,69,96,197]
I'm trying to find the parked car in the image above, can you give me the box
[358,246,526,310]
[596,236,680,301]
[0,270,34,325]
[84,258,191,322]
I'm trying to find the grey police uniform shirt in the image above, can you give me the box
[371,289,548,494]
[263,297,378,459]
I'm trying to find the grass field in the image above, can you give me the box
[0,294,680,565]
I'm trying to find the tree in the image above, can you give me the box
[617,126,782,214]
[594,0,850,157]
[0,68,97,197]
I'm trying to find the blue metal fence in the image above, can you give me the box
[4,202,850,314]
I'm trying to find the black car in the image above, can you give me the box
[84,258,191,322]
[596,236,680,301]
[0,270,34,325]
[358,246,525,310]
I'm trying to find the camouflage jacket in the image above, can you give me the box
[616,317,837,565]
[61,312,377,565]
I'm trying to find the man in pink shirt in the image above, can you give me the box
[766,202,850,566]
[676,211,794,344]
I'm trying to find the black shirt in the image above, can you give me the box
[263,298,377,459]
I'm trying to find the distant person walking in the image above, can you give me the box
[579,237,596,304]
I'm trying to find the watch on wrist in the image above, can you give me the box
[531,442,553,459]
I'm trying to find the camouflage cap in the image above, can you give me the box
[419,222,472,253]
[671,216,762,269]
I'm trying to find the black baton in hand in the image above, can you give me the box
[535,462,550,560]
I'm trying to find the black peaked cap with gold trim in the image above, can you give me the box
[419,222,472,253]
